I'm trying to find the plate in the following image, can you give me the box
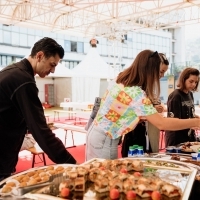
[0,163,77,198]
[190,145,200,153]
[180,142,200,153]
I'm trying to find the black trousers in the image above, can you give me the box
[121,122,152,157]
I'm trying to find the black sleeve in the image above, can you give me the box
[167,92,182,119]
[12,83,76,164]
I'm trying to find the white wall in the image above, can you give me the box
[54,78,72,106]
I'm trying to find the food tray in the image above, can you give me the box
[82,157,197,200]
[0,163,77,200]
[0,158,197,200]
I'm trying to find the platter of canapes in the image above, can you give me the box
[0,158,197,200]
[180,142,200,153]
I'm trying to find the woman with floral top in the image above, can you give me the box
[85,49,200,161]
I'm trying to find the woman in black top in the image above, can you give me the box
[165,68,200,146]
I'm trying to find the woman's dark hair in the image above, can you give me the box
[177,67,200,91]
[116,49,162,101]
[30,37,64,59]
[159,53,169,65]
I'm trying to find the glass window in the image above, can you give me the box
[35,29,43,36]
[132,32,137,42]
[77,42,83,53]
[142,34,146,43]
[2,56,7,66]
[159,37,162,46]
[155,37,159,46]
[146,34,150,44]
[2,25,11,31]
[27,35,35,47]
[136,42,142,49]
[71,41,77,52]
[151,35,155,44]
[12,26,19,32]
[12,32,19,46]
[0,30,3,43]
[69,62,74,69]
[166,38,170,47]
[20,27,27,34]
[19,33,27,46]
[7,56,12,65]
[74,61,78,67]
[133,48,137,57]
[3,31,11,44]
[128,48,133,58]
[65,61,70,68]
[127,41,132,48]
[137,34,141,42]
[64,40,71,52]
[28,28,35,35]
[127,33,132,41]
[123,47,128,57]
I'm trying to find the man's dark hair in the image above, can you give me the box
[30,37,64,59]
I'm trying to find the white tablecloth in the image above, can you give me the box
[60,102,93,110]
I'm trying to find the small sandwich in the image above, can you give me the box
[123,179,137,193]
[160,183,182,198]
[92,161,102,168]
[74,177,85,192]
[136,183,154,198]
[88,168,100,182]
[150,178,165,191]
[102,159,112,169]
[132,160,144,171]
[110,160,122,171]
[107,170,118,180]
[121,159,134,171]
[59,179,75,191]
[109,178,123,193]
[94,178,109,193]
[76,167,88,177]
[66,170,78,179]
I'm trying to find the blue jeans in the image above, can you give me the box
[85,123,120,161]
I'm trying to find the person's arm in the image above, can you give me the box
[135,91,200,131]
[12,83,76,164]
[146,112,200,131]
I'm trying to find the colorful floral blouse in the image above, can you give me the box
[94,80,157,139]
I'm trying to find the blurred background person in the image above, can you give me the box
[165,67,200,147]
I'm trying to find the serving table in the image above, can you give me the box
[1,153,200,200]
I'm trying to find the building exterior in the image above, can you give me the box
[2,23,200,105]
[0,23,172,71]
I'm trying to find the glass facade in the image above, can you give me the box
[0,23,171,70]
